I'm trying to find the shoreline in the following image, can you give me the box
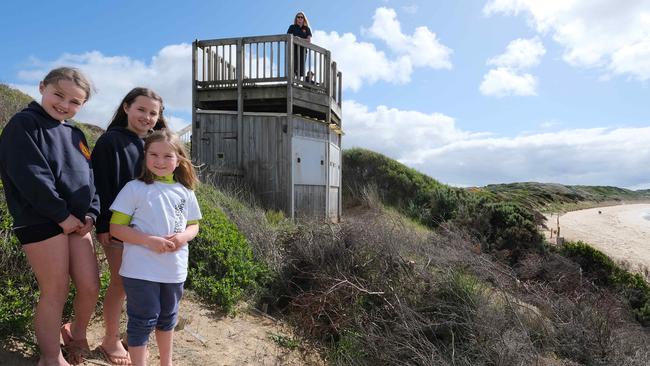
[547,204,650,274]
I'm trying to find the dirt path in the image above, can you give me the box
[1,294,324,366]
[547,203,650,274]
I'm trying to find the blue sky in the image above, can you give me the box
[1,1,649,188]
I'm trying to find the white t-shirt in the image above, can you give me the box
[110,180,202,283]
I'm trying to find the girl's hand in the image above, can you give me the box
[75,216,94,236]
[96,232,111,246]
[147,236,176,253]
[58,214,83,234]
[164,233,186,251]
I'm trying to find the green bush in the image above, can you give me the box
[187,189,267,313]
[0,84,33,130]
[455,197,545,262]
[344,149,545,263]
[0,182,38,337]
[561,241,650,324]
[343,148,464,226]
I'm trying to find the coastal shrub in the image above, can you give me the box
[0,84,33,130]
[455,198,545,262]
[343,148,463,226]
[561,241,650,324]
[187,190,267,313]
[343,149,545,262]
[0,183,37,337]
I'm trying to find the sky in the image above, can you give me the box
[1,0,649,188]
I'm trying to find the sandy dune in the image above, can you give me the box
[548,204,650,273]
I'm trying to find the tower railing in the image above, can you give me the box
[193,34,342,107]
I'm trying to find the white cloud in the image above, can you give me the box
[365,7,453,69]
[343,100,478,161]
[313,31,412,91]
[479,67,538,96]
[13,45,192,130]
[484,0,650,81]
[487,37,546,69]
[343,100,650,188]
[481,37,544,97]
[314,7,452,91]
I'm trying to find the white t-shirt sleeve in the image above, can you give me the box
[110,181,138,216]
[186,190,202,222]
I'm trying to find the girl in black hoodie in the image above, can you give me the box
[0,67,100,366]
[91,87,167,365]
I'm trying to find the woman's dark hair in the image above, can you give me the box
[107,87,167,131]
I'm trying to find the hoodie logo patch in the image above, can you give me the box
[79,141,91,160]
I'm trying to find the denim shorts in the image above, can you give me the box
[121,276,184,347]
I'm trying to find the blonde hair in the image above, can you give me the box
[139,130,199,190]
[42,67,94,101]
[294,11,309,27]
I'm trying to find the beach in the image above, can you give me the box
[548,204,650,273]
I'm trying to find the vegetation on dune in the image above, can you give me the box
[343,148,545,262]
[343,148,466,226]
[0,181,37,338]
[485,182,650,213]
[0,84,33,130]
[186,184,268,313]
[72,120,104,149]
[561,241,650,324]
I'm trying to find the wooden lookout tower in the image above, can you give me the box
[191,35,343,221]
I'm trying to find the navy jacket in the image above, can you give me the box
[0,101,100,228]
[287,24,312,39]
[91,127,144,233]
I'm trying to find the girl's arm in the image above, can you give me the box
[110,223,175,253]
[165,223,199,250]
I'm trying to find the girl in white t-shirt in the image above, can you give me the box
[109,130,201,366]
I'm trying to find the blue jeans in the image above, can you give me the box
[122,276,184,346]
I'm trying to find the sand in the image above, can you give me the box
[547,204,650,274]
[0,294,324,366]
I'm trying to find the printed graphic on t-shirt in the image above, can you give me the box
[173,198,186,233]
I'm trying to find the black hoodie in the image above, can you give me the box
[91,126,144,233]
[0,101,100,228]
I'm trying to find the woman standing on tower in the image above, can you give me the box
[287,11,312,81]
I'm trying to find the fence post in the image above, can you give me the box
[236,38,244,169]
[191,40,198,161]
[286,35,294,116]
[337,71,343,107]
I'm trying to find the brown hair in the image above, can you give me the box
[42,67,94,101]
[293,11,309,27]
[107,87,168,131]
[139,130,198,190]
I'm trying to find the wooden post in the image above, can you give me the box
[286,35,294,219]
[236,39,244,170]
[191,40,198,162]
[337,72,343,108]
[286,35,294,115]
[556,215,561,244]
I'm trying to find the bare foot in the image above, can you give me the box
[98,339,131,365]
[60,323,90,365]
